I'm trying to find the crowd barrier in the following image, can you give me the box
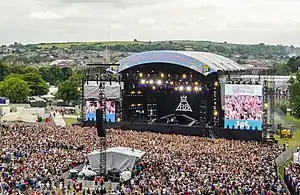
[64,179,119,192]
[275,146,297,174]
[275,146,297,195]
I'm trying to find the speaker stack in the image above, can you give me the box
[96,109,106,137]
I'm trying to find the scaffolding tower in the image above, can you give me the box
[98,77,106,175]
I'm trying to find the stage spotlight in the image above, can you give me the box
[152,86,156,90]
[186,86,192,91]
[117,118,121,122]
[157,79,162,85]
[194,82,199,86]
[175,87,178,90]
[149,80,154,84]
[182,74,186,79]
[139,73,143,78]
[214,81,219,87]
[179,86,184,91]
[130,91,135,94]
[160,73,164,78]
[137,91,142,94]
[140,79,146,84]
[213,110,218,116]
[194,86,199,91]
[170,81,174,85]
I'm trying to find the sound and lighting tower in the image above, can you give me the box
[98,74,106,175]
[84,63,120,176]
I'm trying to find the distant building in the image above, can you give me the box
[49,59,75,67]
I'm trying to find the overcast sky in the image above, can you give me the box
[1,0,300,46]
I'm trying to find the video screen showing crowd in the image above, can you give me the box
[224,84,263,130]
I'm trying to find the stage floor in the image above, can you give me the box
[109,121,263,141]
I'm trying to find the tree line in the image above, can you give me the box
[273,56,300,75]
[0,61,81,104]
[68,41,296,59]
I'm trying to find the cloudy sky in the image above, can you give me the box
[1,0,300,46]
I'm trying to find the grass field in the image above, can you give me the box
[37,41,143,49]
[275,127,300,178]
[285,114,300,129]
[63,118,78,126]
[275,131,300,147]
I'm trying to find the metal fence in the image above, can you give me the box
[275,146,297,195]
[275,146,297,174]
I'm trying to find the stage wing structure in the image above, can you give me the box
[87,147,146,172]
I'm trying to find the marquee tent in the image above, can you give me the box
[87,147,146,172]
[1,110,37,123]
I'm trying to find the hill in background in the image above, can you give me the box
[34,40,300,59]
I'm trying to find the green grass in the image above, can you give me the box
[275,131,300,147]
[63,118,78,126]
[37,41,143,49]
[285,114,300,129]
[275,128,300,179]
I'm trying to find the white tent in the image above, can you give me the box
[1,111,37,123]
[87,147,146,173]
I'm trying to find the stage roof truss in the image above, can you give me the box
[117,51,249,76]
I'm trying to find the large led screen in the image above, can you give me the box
[85,100,116,122]
[105,101,116,122]
[85,101,101,121]
[224,84,263,130]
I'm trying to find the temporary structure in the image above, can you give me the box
[87,147,146,173]
[1,110,37,123]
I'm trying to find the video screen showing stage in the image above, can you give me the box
[224,84,263,130]
[105,101,116,122]
[85,100,116,122]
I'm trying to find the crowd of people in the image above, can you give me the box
[225,95,263,121]
[0,122,288,194]
[284,160,300,194]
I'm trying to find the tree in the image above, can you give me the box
[0,76,31,103]
[9,65,26,75]
[22,72,49,96]
[287,56,300,73]
[24,66,39,74]
[0,61,10,81]
[60,67,73,81]
[56,74,81,104]
[273,63,291,75]
[288,72,300,118]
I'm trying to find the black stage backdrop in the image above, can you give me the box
[123,90,213,122]
[152,92,213,122]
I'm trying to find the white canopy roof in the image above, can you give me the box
[1,111,37,123]
[88,147,146,173]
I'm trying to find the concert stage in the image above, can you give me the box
[81,50,275,142]
[110,122,263,141]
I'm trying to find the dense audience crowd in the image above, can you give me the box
[0,122,288,194]
[108,130,286,194]
[284,161,300,194]
[225,95,263,120]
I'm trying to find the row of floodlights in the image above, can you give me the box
[140,79,219,87]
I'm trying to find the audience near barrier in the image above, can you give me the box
[0,123,288,194]
[284,165,300,194]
